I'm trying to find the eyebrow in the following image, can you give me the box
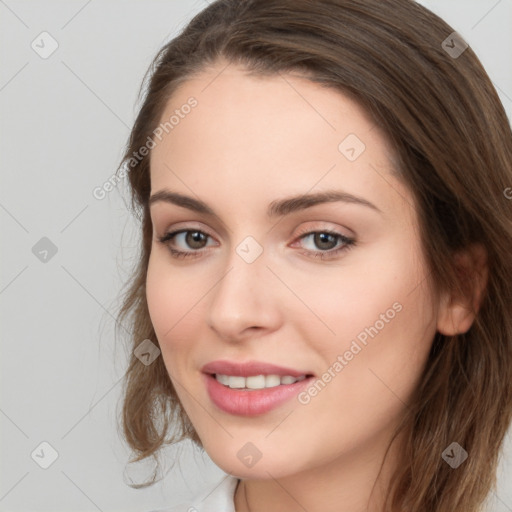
[148,189,383,218]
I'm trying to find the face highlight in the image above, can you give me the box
[145,61,443,486]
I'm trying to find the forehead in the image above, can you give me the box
[149,62,414,221]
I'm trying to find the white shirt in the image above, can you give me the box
[149,475,240,512]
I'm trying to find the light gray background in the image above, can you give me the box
[1,1,511,511]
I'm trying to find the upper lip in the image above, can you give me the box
[202,360,313,378]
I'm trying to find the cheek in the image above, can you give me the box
[146,254,199,354]
[294,246,423,351]
[146,255,172,337]
[307,260,436,423]
[301,238,437,393]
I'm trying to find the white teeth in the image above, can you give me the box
[246,375,266,389]
[265,375,281,388]
[217,374,230,386]
[280,375,297,385]
[215,374,306,389]
[228,376,245,389]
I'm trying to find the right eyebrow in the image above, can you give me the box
[149,190,216,216]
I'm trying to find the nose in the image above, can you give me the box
[206,247,282,342]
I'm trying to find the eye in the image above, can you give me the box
[292,229,356,260]
[157,227,356,261]
[157,229,216,260]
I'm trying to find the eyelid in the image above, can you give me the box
[293,221,354,239]
[157,220,216,238]
[157,221,352,244]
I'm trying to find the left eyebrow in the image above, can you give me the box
[267,190,383,217]
[148,189,383,218]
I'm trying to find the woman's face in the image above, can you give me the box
[146,60,443,479]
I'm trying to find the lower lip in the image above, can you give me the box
[203,373,313,416]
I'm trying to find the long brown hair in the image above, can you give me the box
[115,0,512,510]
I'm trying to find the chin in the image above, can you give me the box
[202,439,306,480]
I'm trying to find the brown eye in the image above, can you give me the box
[158,229,215,260]
[312,232,339,251]
[185,231,208,249]
[293,229,356,261]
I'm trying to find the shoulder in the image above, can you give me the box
[148,475,240,512]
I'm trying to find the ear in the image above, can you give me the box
[436,243,488,336]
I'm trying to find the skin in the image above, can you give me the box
[146,59,483,512]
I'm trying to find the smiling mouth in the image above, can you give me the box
[212,373,312,390]
[203,367,315,415]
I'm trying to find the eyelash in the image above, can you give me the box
[157,227,356,261]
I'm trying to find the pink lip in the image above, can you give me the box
[201,360,311,377]
[201,360,314,416]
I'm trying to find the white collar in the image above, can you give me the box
[152,475,240,512]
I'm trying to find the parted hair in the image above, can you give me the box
[115,1,512,510]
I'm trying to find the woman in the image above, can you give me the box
[116,0,512,510]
